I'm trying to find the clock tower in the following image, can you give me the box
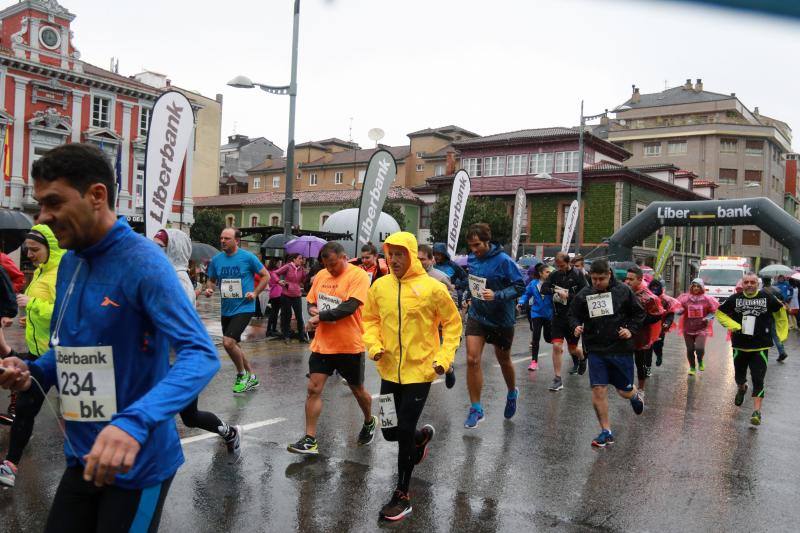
[0,0,81,72]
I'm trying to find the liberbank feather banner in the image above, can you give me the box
[561,200,580,253]
[447,170,471,258]
[510,188,526,260]
[357,149,397,247]
[144,91,195,239]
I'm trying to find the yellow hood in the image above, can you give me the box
[364,231,462,384]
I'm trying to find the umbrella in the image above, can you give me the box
[759,264,793,277]
[453,255,468,267]
[190,242,220,263]
[791,272,800,282]
[285,235,327,258]
[261,233,297,258]
[0,209,32,253]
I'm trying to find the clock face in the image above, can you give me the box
[39,26,61,50]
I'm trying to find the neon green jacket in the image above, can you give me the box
[24,224,64,356]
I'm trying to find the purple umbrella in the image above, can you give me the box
[453,255,469,267]
[285,235,327,258]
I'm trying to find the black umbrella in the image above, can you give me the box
[261,233,297,258]
[190,242,220,263]
[0,209,33,253]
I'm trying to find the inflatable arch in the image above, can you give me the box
[607,197,800,265]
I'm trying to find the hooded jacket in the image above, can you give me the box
[569,276,645,354]
[163,229,195,304]
[24,224,65,357]
[432,242,468,290]
[466,243,525,328]
[519,278,553,320]
[30,217,219,489]
[363,232,462,384]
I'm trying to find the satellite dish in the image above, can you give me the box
[368,128,385,144]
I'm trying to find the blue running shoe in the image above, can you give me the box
[464,407,484,429]
[630,390,644,415]
[504,388,519,419]
[592,429,615,447]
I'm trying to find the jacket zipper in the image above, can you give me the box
[397,280,402,384]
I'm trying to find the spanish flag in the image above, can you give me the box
[2,128,9,181]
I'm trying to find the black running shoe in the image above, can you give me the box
[415,424,435,465]
[734,384,748,407]
[287,435,319,455]
[445,369,456,389]
[578,358,587,375]
[380,490,412,521]
[777,352,788,363]
[656,353,663,367]
[357,416,377,446]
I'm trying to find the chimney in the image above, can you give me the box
[166,79,172,87]
[730,92,736,97]
[601,109,609,125]
[216,93,224,104]
[694,78,703,92]
[754,106,760,116]
[631,85,640,104]
[445,150,457,175]
[684,78,692,90]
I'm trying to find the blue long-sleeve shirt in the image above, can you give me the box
[467,244,525,328]
[518,279,553,320]
[31,218,219,489]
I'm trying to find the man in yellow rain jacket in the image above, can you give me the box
[363,232,461,522]
[1,224,64,487]
[716,271,788,426]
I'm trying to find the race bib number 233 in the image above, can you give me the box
[56,346,117,422]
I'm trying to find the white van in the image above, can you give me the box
[698,256,750,301]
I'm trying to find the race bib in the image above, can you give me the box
[56,346,116,422]
[587,292,614,318]
[221,278,243,299]
[317,292,342,312]
[742,315,756,336]
[469,275,487,300]
[378,393,397,429]
[687,304,704,319]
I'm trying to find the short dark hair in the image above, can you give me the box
[31,143,116,208]
[466,223,491,242]
[554,251,570,264]
[570,254,584,265]
[418,244,433,259]
[761,276,772,286]
[285,252,301,262]
[360,242,377,255]
[627,266,643,279]
[320,242,345,259]
[589,259,611,275]
[267,258,280,269]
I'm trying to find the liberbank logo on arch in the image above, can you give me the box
[657,204,753,220]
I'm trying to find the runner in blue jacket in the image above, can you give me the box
[518,263,554,371]
[0,143,219,532]
[462,223,525,429]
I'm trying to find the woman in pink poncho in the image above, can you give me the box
[677,278,719,375]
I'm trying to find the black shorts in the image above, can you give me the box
[550,318,579,347]
[309,352,365,386]
[464,317,514,351]
[221,313,253,342]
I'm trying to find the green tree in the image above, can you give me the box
[346,199,408,231]
[430,194,512,252]
[190,208,226,246]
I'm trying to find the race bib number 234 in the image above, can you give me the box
[56,346,117,422]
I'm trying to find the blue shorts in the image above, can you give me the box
[588,353,635,391]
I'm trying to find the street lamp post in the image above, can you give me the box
[228,0,300,238]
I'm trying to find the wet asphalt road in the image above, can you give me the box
[1,297,800,532]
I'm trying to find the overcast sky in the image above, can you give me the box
[63,0,800,150]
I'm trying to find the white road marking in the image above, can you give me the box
[180,417,287,445]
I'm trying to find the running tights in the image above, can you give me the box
[6,383,46,464]
[733,349,767,398]
[379,380,431,493]
[45,467,173,533]
[634,349,652,380]
[683,334,707,367]
[179,397,226,436]
[529,317,551,362]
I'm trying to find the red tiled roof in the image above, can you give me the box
[194,186,423,208]
[692,179,719,188]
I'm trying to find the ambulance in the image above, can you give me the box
[697,256,750,301]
